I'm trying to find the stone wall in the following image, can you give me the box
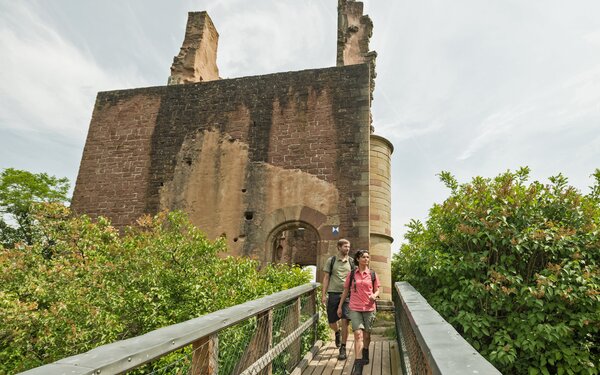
[72,64,372,263]
[168,11,219,85]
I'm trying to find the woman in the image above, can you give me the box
[337,249,380,375]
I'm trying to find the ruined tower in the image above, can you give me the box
[72,1,394,300]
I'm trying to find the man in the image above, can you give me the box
[321,238,354,360]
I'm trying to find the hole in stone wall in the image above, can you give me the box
[245,211,254,220]
[241,188,247,193]
[233,237,238,242]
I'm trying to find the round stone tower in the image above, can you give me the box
[369,134,394,301]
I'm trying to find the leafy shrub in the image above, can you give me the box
[393,168,599,375]
[0,205,311,373]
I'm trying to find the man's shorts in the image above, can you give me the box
[349,310,376,332]
[327,292,350,323]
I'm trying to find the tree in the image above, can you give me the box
[393,168,599,375]
[0,168,70,247]
[1,205,311,373]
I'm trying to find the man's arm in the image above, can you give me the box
[321,272,330,305]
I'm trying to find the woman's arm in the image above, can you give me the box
[369,273,380,301]
[369,285,380,301]
[337,286,349,317]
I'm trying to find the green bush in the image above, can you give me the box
[393,168,599,375]
[0,205,311,373]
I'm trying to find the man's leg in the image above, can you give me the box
[330,321,341,348]
[337,297,351,359]
[341,318,349,344]
[326,294,342,347]
[337,318,349,359]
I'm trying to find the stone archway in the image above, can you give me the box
[270,221,320,267]
[254,205,338,283]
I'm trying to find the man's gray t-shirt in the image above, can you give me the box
[323,256,352,293]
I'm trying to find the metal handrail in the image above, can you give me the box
[21,282,320,375]
[394,282,502,375]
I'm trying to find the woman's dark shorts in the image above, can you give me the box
[327,292,350,323]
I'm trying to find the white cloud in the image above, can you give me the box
[207,0,335,78]
[0,2,145,139]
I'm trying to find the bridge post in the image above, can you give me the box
[286,297,302,365]
[191,334,219,374]
[233,310,274,375]
[309,290,318,344]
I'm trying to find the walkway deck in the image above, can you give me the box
[301,336,401,375]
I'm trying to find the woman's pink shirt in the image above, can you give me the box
[344,268,380,312]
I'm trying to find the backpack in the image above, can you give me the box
[348,268,376,292]
[328,256,376,293]
[329,255,355,276]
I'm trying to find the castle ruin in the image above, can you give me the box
[71,0,394,299]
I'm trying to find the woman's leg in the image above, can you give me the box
[354,328,364,359]
[362,331,371,363]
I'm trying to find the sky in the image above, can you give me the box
[1,0,599,247]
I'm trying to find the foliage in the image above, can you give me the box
[393,168,600,375]
[0,168,70,248]
[0,205,310,373]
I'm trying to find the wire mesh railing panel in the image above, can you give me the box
[397,308,431,375]
[21,284,320,375]
[128,337,217,375]
[393,286,431,375]
[132,290,318,375]
[128,347,193,374]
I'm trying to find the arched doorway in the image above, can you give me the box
[269,221,320,280]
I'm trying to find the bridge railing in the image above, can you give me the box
[393,281,502,375]
[21,282,320,375]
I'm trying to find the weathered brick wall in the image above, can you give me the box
[72,64,372,257]
[72,94,162,227]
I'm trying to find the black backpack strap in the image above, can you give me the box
[328,255,336,275]
[371,271,376,290]
[350,270,377,292]
[349,257,356,272]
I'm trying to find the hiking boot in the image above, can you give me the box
[351,359,365,375]
[362,348,369,364]
[338,344,347,360]
[335,330,341,348]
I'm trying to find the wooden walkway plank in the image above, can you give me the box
[321,342,341,375]
[303,339,399,375]
[371,341,389,375]
[303,343,336,375]
[381,341,392,375]
[361,341,373,375]
[338,340,354,375]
